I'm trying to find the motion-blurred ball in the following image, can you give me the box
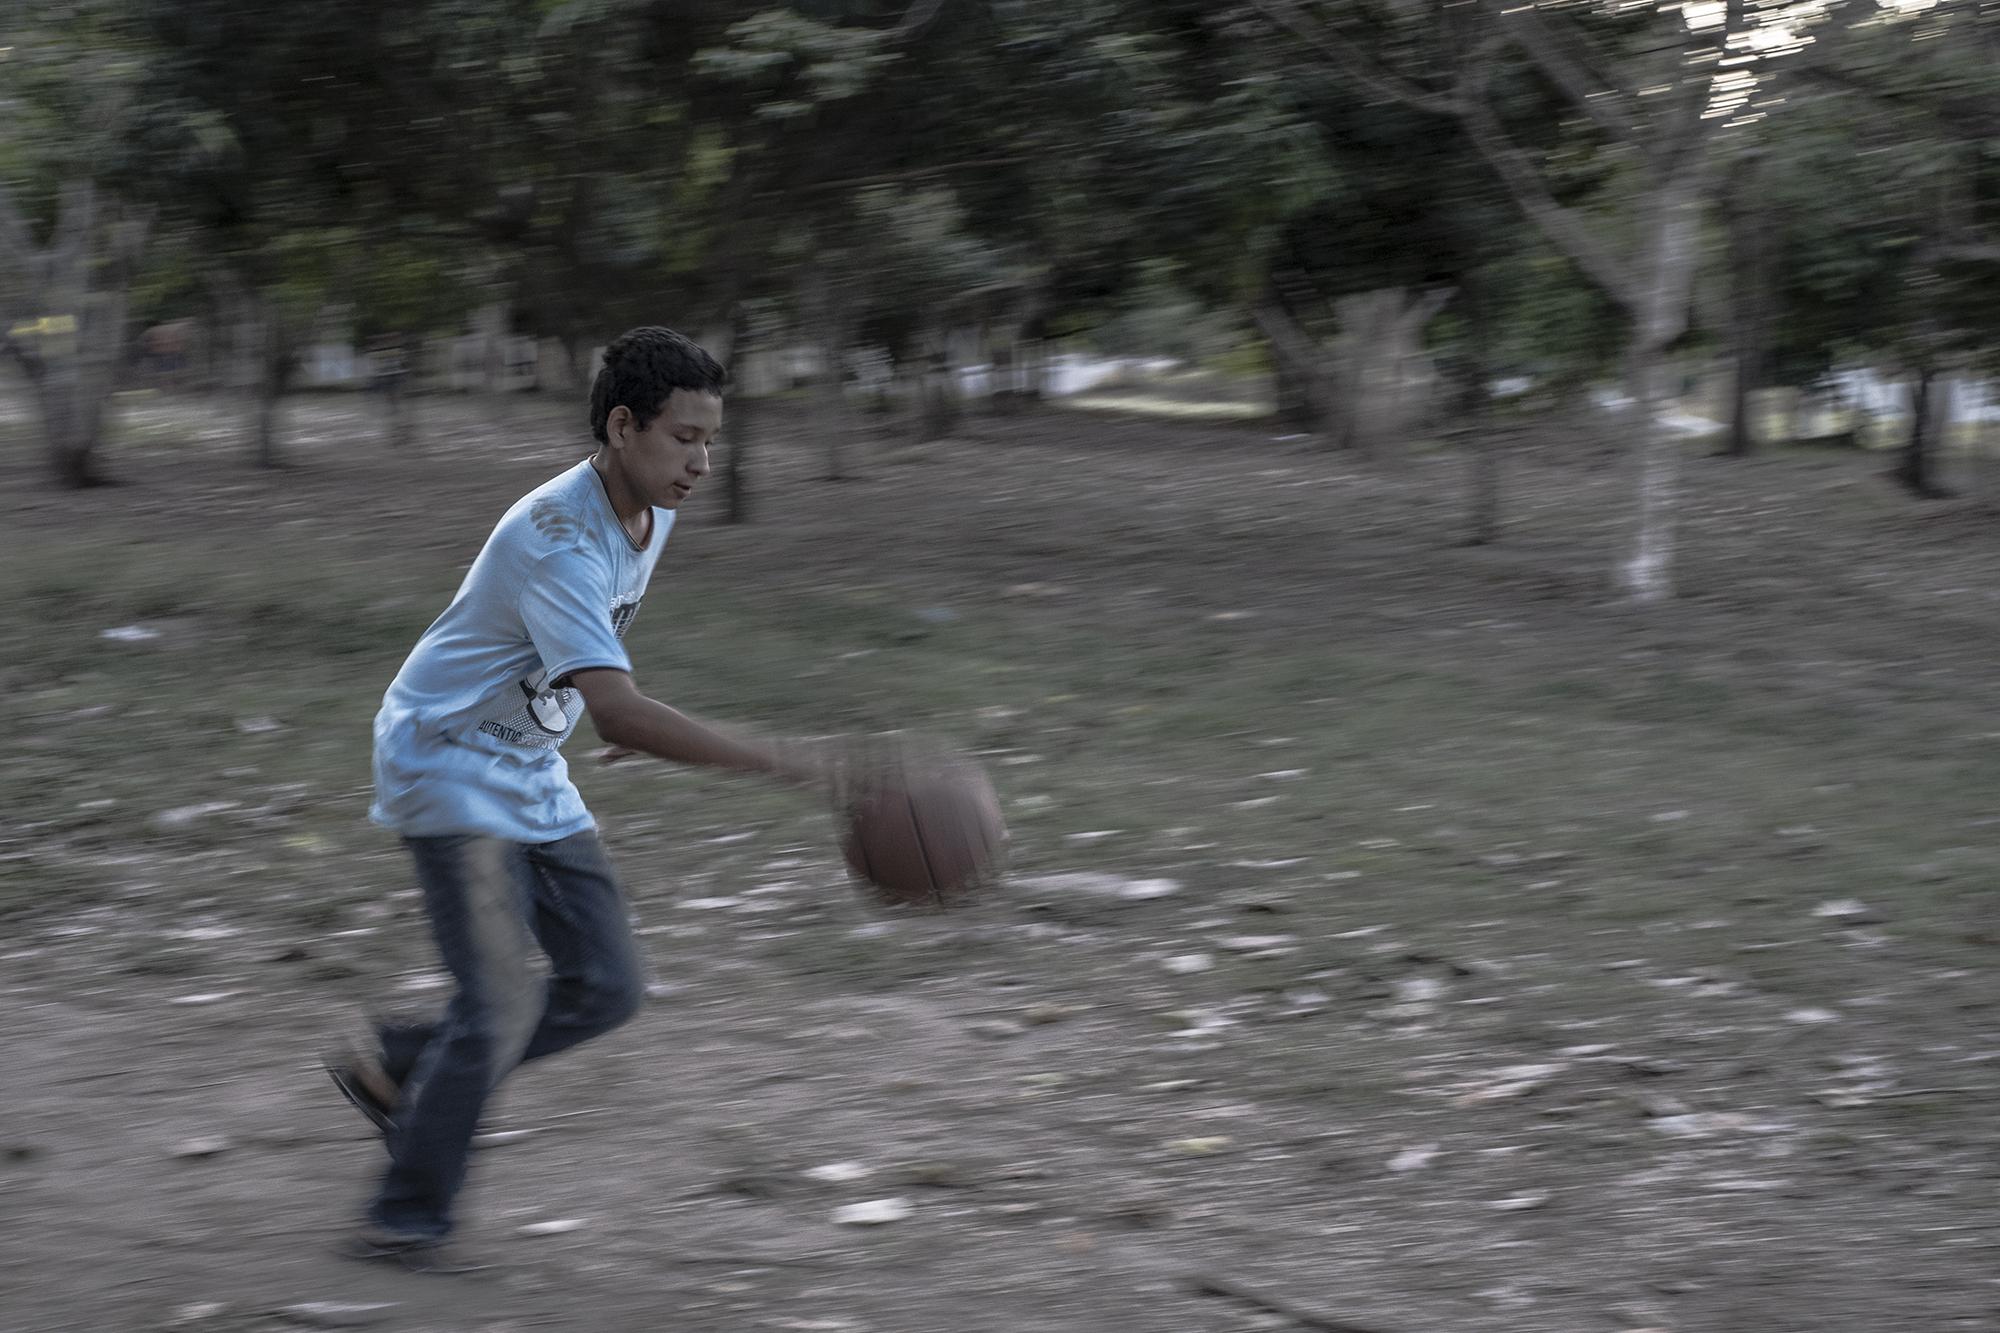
[841,758,1007,909]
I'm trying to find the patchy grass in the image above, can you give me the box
[3,388,1997,1330]
[5,393,1996,951]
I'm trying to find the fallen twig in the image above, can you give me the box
[1189,1274,1397,1333]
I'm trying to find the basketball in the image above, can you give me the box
[840,756,1008,909]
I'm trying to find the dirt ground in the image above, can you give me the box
[2,390,1997,1333]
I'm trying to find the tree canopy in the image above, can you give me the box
[2,0,1995,591]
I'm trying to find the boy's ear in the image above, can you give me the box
[605,405,631,443]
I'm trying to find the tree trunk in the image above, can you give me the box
[0,180,145,488]
[474,302,508,393]
[34,365,113,488]
[916,327,959,442]
[1334,287,1453,460]
[1331,294,1386,455]
[1981,417,2000,511]
[1021,337,1048,403]
[1721,156,1767,458]
[256,378,285,469]
[1619,345,1678,602]
[1254,297,1328,435]
[1895,366,1950,498]
[1457,22,1725,602]
[819,341,848,479]
[1725,344,1755,457]
[1612,162,1705,604]
[1624,186,1701,601]
[725,305,753,525]
[1257,287,1450,453]
[383,377,411,451]
[255,319,294,470]
[561,333,592,388]
[918,371,957,440]
[1271,345,1322,434]
[1005,295,1053,408]
[29,302,122,489]
[802,265,850,480]
[373,337,413,450]
[990,340,1022,415]
[1460,279,1500,546]
[724,382,752,525]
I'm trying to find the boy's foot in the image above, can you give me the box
[323,1045,399,1138]
[337,1227,490,1275]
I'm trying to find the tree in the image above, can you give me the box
[694,3,969,476]
[841,185,1032,440]
[0,4,154,488]
[1240,90,1494,458]
[702,2,1308,428]
[935,4,1327,390]
[348,235,480,450]
[1761,0,2000,495]
[1250,0,1780,600]
[1716,147,1772,457]
[130,0,516,463]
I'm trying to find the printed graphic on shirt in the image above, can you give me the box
[474,595,644,751]
[478,666,582,749]
[611,599,639,638]
[530,498,583,545]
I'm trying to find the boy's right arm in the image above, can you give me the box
[568,667,830,788]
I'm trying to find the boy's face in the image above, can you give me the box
[604,389,722,510]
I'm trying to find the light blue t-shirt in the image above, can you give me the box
[370,460,673,842]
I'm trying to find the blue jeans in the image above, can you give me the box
[367,831,645,1240]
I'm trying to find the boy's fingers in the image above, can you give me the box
[595,745,638,766]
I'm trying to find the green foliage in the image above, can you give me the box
[1484,249,1625,391]
[695,9,899,117]
[0,1,150,189]
[9,0,1996,445]
[1758,3,2000,382]
[1093,259,1236,364]
[350,237,481,341]
[112,0,501,368]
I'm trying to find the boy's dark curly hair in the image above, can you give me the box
[589,327,727,444]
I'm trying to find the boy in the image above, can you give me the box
[329,326,832,1269]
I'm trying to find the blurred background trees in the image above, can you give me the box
[2,0,1995,594]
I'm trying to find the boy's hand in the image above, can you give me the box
[588,723,926,807]
[767,737,851,790]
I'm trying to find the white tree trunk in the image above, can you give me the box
[1333,288,1452,458]
[1617,168,1704,604]
[1453,4,1735,605]
[0,181,145,488]
[35,365,103,488]
[1621,349,1678,602]
[1259,288,1451,454]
